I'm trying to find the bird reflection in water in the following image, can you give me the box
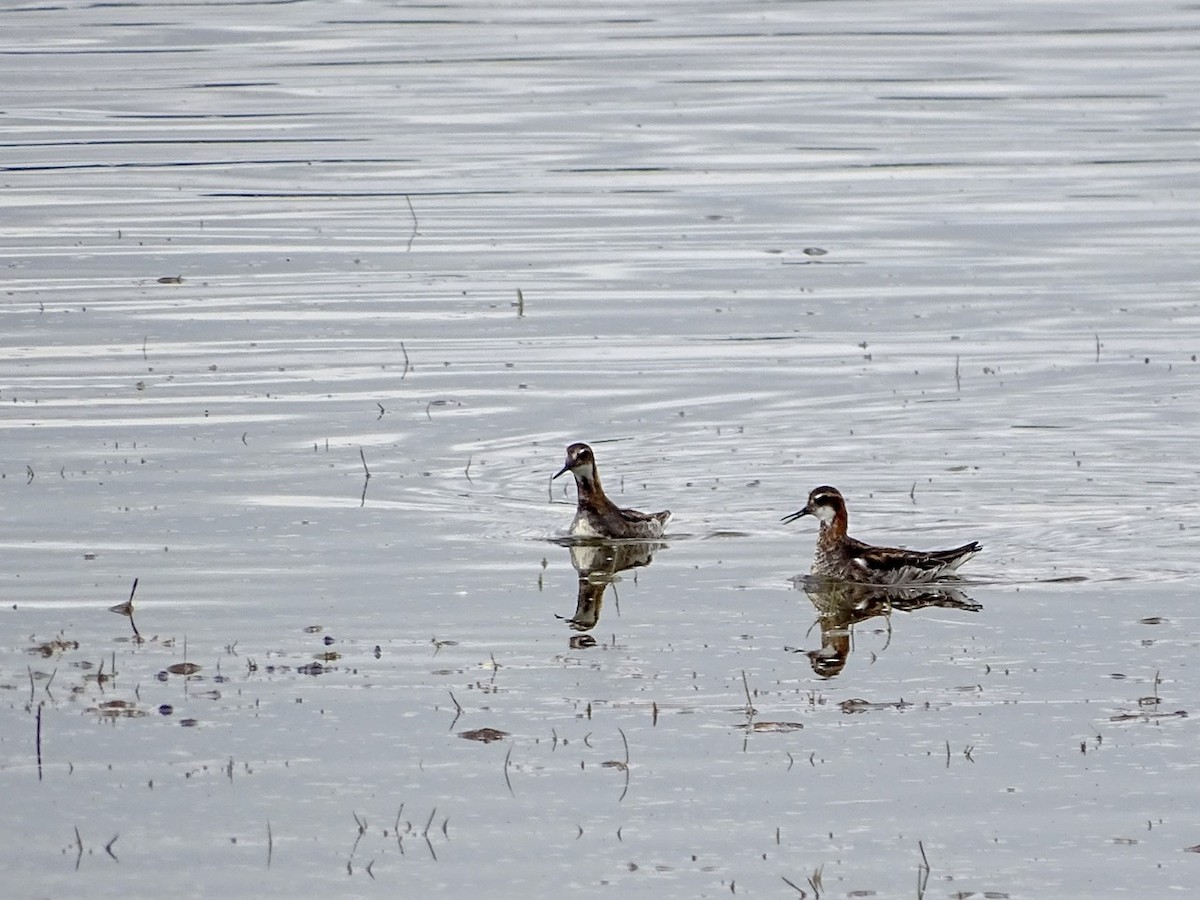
[791,576,982,678]
[557,540,665,645]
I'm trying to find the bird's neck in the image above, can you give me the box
[818,507,848,542]
[572,464,606,506]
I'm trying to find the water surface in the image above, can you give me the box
[2,1,1198,897]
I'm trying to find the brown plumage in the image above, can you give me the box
[553,443,671,539]
[782,485,980,584]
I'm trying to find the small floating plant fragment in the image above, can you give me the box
[839,697,913,714]
[744,721,805,734]
[458,728,508,744]
[90,699,148,719]
[28,636,79,657]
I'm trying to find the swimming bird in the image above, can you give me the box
[782,485,980,584]
[553,442,671,539]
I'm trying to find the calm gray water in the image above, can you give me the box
[3,1,1198,897]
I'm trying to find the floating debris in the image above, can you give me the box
[27,637,79,657]
[744,721,805,734]
[458,728,508,744]
[90,699,147,719]
[840,698,912,714]
[1109,709,1187,723]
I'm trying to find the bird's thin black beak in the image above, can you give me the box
[552,462,571,480]
[781,506,811,525]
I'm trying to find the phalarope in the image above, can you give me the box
[553,442,671,539]
[782,485,980,584]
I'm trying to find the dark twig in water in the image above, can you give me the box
[516,288,525,318]
[73,826,84,871]
[447,690,463,730]
[741,670,757,718]
[464,455,474,484]
[954,354,961,391]
[404,195,419,251]
[1095,332,1101,362]
[423,820,438,859]
[781,874,807,896]
[104,834,119,861]
[617,727,631,802]
[917,840,931,897]
[267,820,273,868]
[503,744,514,796]
[35,703,43,780]
[359,448,372,507]
[400,341,410,379]
[111,578,143,641]
[346,812,366,874]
